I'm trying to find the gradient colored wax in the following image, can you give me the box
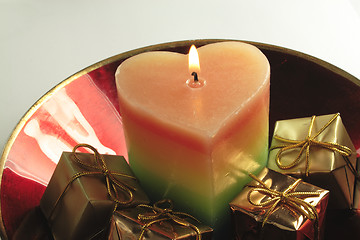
[115,41,270,237]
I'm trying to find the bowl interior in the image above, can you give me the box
[1,39,360,239]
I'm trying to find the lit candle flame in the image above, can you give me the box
[188,45,200,74]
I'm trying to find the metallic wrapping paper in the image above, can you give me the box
[40,152,150,240]
[267,113,357,209]
[229,168,329,240]
[13,207,53,240]
[353,156,360,209]
[107,206,213,240]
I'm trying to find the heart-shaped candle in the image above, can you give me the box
[115,41,270,237]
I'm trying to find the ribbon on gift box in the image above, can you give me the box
[270,113,356,177]
[48,143,138,220]
[247,173,320,240]
[137,199,202,240]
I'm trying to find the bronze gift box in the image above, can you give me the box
[13,207,53,240]
[40,144,150,240]
[267,113,357,209]
[107,199,213,240]
[229,168,329,240]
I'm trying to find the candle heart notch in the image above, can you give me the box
[115,41,270,238]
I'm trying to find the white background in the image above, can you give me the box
[1,0,360,152]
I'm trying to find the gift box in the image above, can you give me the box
[353,156,360,209]
[40,144,150,240]
[13,206,53,240]
[229,168,329,240]
[267,113,357,209]
[107,199,213,239]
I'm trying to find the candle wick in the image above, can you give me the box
[192,72,199,82]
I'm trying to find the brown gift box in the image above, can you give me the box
[40,145,150,240]
[13,207,53,240]
[107,199,213,240]
[229,168,329,240]
[353,156,360,209]
[267,113,357,209]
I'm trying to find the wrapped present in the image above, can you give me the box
[229,168,329,240]
[40,144,150,240]
[13,206,53,240]
[107,199,213,239]
[267,113,357,209]
[353,156,360,209]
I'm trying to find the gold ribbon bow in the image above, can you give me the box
[247,173,320,240]
[49,144,137,220]
[270,113,353,176]
[137,199,202,240]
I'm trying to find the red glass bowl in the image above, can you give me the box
[1,39,360,239]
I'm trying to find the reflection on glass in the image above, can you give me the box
[24,119,72,163]
[42,88,115,155]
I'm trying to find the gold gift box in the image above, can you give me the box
[40,147,150,240]
[229,168,329,240]
[107,200,213,240]
[267,113,357,209]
